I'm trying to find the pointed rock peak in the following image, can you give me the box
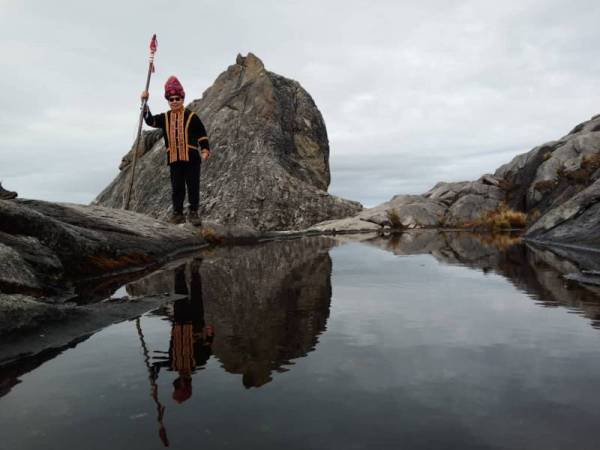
[236,52,265,71]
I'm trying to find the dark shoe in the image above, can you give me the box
[169,213,185,225]
[0,182,17,200]
[187,210,202,226]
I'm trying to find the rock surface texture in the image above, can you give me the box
[315,113,600,249]
[0,198,205,336]
[95,53,361,231]
[498,114,600,248]
[311,174,505,233]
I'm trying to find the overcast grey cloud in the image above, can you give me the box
[1,0,600,206]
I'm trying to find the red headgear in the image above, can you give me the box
[164,76,185,99]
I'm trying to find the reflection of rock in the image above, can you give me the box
[128,238,335,387]
[0,295,75,336]
[365,231,600,329]
[367,231,517,268]
[0,293,180,367]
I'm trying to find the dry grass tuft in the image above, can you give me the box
[527,208,542,226]
[386,209,404,230]
[555,153,600,187]
[582,153,600,171]
[534,179,556,192]
[564,169,589,185]
[463,203,527,231]
[87,253,154,272]
[200,227,223,245]
[497,178,514,191]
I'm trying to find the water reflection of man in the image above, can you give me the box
[151,260,214,404]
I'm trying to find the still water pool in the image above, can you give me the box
[2,233,600,450]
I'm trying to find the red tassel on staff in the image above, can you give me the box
[150,34,157,73]
[150,34,157,53]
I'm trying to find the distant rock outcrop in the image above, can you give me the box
[314,113,600,249]
[95,53,361,231]
[497,114,600,248]
[311,174,506,233]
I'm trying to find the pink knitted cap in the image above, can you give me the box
[164,76,185,99]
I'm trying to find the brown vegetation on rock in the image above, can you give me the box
[526,208,541,226]
[556,153,600,187]
[200,227,224,245]
[534,180,556,192]
[87,253,154,272]
[385,209,404,231]
[583,153,600,171]
[462,203,527,231]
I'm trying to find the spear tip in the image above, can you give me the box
[150,34,158,53]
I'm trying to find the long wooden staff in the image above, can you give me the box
[124,34,158,210]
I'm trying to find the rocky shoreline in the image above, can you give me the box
[4,53,600,366]
[3,227,600,368]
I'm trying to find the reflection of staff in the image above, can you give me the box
[135,317,170,447]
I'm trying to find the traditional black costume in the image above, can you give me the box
[143,76,210,219]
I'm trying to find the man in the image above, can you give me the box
[0,182,17,200]
[141,76,210,225]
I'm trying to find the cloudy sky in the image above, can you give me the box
[2,0,600,207]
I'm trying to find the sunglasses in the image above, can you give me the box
[168,96,182,102]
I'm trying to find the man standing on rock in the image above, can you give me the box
[141,76,210,225]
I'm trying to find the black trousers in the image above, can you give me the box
[169,160,200,214]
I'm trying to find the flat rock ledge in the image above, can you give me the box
[0,199,207,301]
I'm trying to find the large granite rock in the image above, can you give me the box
[95,53,361,231]
[492,113,600,248]
[496,114,600,216]
[363,194,447,228]
[525,177,600,249]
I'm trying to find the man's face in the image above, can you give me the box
[168,95,184,111]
